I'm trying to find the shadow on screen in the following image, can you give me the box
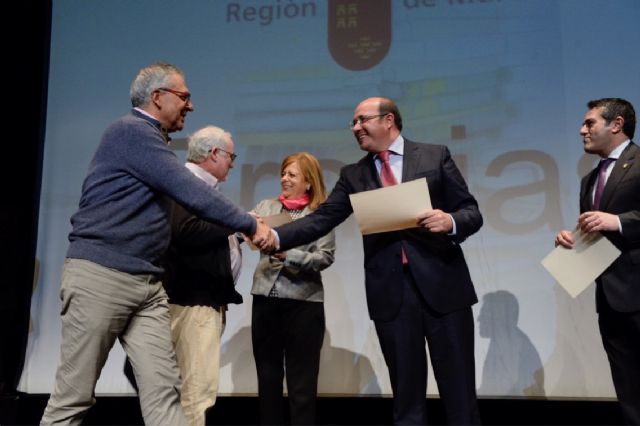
[478,290,545,397]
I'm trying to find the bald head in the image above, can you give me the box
[352,97,402,153]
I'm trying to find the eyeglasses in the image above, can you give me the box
[157,87,191,103]
[349,113,388,129]
[214,147,237,162]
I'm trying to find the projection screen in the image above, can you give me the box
[20,0,640,398]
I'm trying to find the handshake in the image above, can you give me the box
[248,214,278,254]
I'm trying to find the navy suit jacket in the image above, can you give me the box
[276,139,482,321]
[580,141,640,313]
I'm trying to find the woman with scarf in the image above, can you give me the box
[250,152,336,425]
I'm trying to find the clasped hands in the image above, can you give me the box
[247,213,278,253]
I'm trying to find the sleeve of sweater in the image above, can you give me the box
[114,118,257,235]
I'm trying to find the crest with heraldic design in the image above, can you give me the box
[328,0,391,71]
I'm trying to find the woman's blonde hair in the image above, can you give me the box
[281,152,327,210]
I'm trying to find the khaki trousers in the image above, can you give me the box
[41,258,187,426]
[169,304,225,426]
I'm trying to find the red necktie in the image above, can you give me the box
[378,150,408,264]
[593,158,615,210]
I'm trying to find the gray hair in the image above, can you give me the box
[186,125,232,163]
[129,63,184,108]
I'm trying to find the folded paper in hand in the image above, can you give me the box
[349,178,432,235]
[541,229,621,298]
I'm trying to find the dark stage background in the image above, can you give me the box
[1,0,51,421]
[1,395,625,425]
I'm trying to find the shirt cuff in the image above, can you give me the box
[272,229,281,251]
[448,214,457,236]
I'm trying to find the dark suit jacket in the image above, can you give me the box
[580,141,640,313]
[276,139,482,321]
[163,202,242,308]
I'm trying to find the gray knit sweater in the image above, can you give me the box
[67,109,255,275]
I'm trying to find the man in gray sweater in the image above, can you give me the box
[40,63,274,426]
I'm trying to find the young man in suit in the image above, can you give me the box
[555,98,639,424]
[271,97,483,425]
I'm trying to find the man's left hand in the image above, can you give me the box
[417,209,453,234]
[578,211,619,233]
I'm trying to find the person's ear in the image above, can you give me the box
[151,89,163,108]
[611,116,624,134]
[207,148,216,162]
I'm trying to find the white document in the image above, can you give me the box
[349,178,432,235]
[541,229,621,298]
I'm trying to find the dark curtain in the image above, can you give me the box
[1,0,51,398]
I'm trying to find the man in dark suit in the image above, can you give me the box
[272,97,483,425]
[555,98,639,424]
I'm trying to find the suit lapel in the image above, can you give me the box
[581,168,598,211]
[269,198,284,215]
[402,139,421,182]
[599,142,637,210]
[362,153,382,190]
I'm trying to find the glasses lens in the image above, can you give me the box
[160,88,190,103]
[174,91,189,102]
[219,149,236,161]
[350,114,387,129]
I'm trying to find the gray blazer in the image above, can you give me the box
[251,198,336,302]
